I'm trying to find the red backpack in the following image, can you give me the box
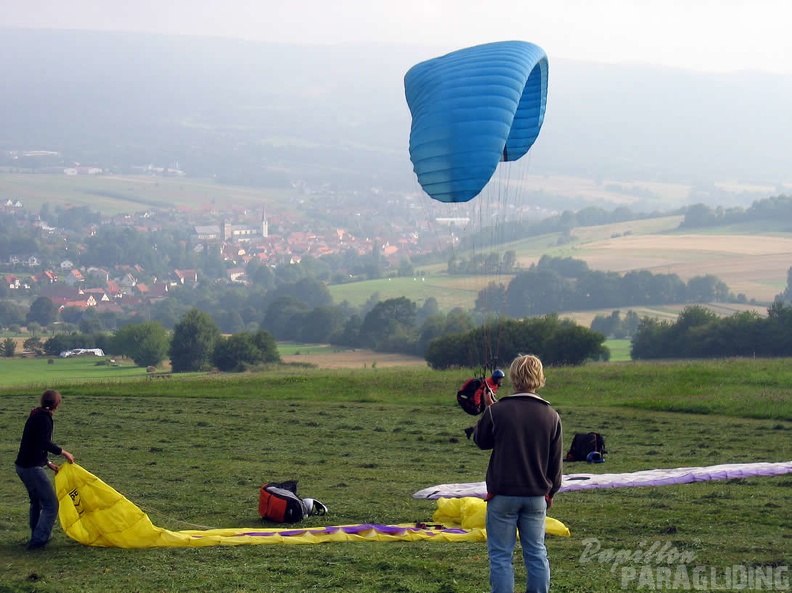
[457,378,485,415]
[258,481,327,523]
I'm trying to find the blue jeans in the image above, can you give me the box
[15,464,59,548]
[486,495,549,593]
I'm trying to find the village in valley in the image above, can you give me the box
[0,179,472,318]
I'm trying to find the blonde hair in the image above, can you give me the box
[509,355,545,393]
[40,389,62,411]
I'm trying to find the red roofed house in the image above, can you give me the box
[173,269,198,285]
[39,284,82,306]
[61,294,97,310]
[63,268,85,286]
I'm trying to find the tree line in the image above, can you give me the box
[631,302,792,359]
[425,315,607,369]
[11,256,792,370]
[475,255,734,318]
[679,194,792,229]
[20,309,280,372]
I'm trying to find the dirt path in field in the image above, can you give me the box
[281,350,427,369]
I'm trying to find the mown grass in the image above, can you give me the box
[0,359,790,593]
[0,356,147,387]
[3,357,790,420]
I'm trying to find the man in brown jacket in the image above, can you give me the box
[473,354,563,593]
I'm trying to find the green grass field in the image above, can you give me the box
[0,356,148,388]
[276,343,346,356]
[603,339,631,361]
[330,275,500,311]
[1,358,790,592]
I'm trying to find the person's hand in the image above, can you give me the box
[61,450,75,464]
[483,390,495,407]
[545,495,553,509]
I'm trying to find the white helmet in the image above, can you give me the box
[301,498,328,516]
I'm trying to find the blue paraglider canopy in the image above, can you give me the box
[404,41,548,204]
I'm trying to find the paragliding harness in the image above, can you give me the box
[457,361,501,416]
[457,378,487,416]
[258,481,328,523]
[565,432,607,463]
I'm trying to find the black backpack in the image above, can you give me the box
[565,432,607,462]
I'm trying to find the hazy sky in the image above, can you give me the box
[2,0,790,74]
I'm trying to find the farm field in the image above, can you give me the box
[0,355,150,387]
[330,274,500,311]
[279,339,631,367]
[513,174,695,208]
[0,359,790,593]
[0,172,299,217]
[560,302,770,330]
[0,337,631,382]
[280,348,426,369]
[2,171,701,218]
[328,271,771,328]
[503,217,792,304]
[0,348,425,384]
[571,233,792,302]
[331,213,792,312]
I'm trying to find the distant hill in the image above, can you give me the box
[2,28,791,209]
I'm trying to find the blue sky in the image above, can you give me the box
[2,0,789,74]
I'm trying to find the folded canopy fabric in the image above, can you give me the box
[54,463,569,548]
[412,461,792,500]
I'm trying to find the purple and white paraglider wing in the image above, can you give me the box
[412,461,792,500]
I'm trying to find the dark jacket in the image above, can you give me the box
[15,408,62,468]
[473,393,563,498]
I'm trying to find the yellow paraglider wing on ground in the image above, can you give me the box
[56,462,198,547]
[55,463,568,548]
[433,496,570,537]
